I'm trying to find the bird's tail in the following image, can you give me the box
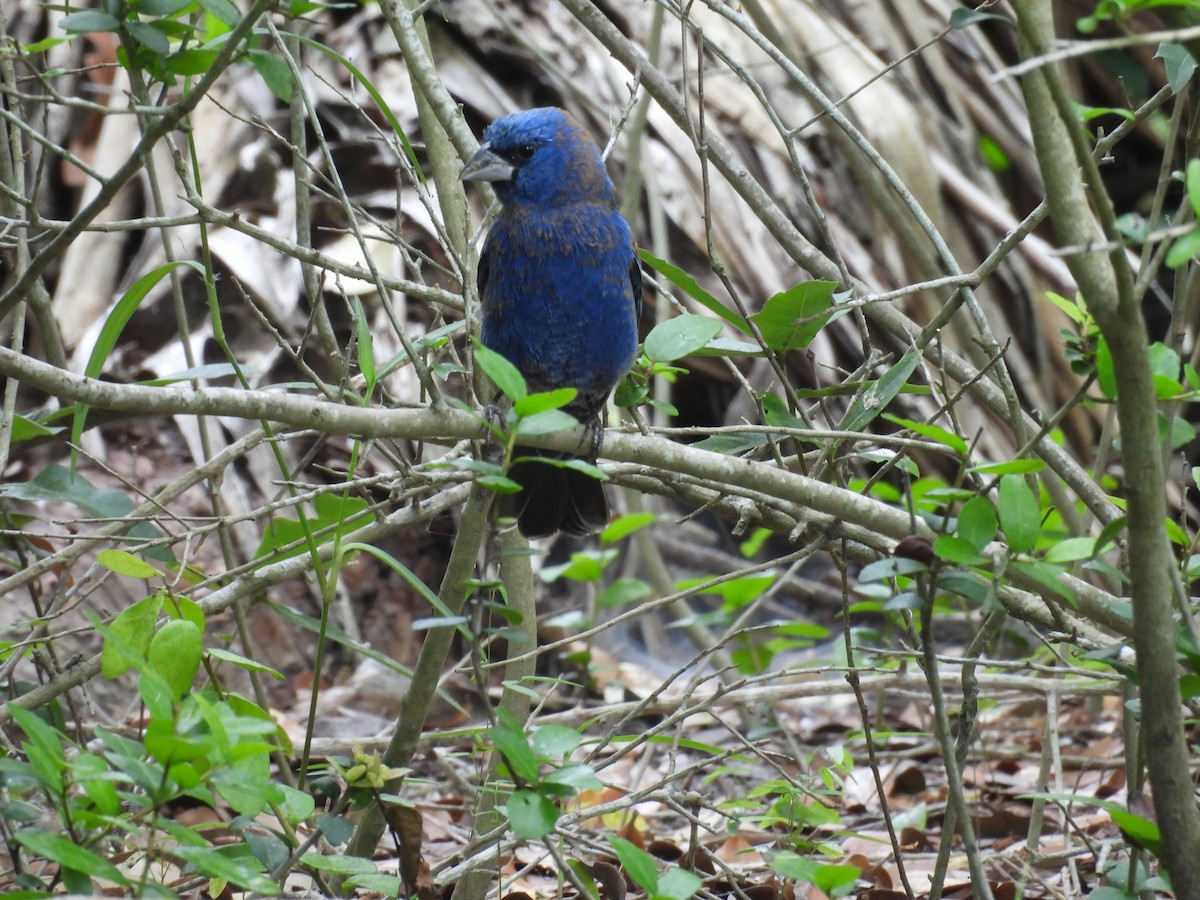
[502,450,608,538]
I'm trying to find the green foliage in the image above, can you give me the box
[488,712,602,840]
[4,692,293,895]
[609,837,702,900]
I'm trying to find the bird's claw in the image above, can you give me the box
[585,419,604,459]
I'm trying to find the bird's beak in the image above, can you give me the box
[461,145,516,183]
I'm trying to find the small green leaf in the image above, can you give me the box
[207,648,285,679]
[644,314,723,363]
[492,710,539,784]
[933,535,986,566]
[74,261,205,458]
[596,577,652,609]
[956,496,997,553]
[655,868,702,900]
[474,342,527,400]
[748,280,836,351]
[1044,291,1086,325]
[769,851,860,894]
[146,619,202,700]
[949,6,1008,28]
[1166,226,1200,269]
[609,836,659,893]
[59,9,121,32]
[998,474,1041,554]
[638,250,749,332]
[354,298,376,390]
[96,549,162,579]
[600,512,658,544]
[514,388,577,417]
[516,410,579,437]
[248,48,292,103]
[102,593,165,678]
[301,852,378,875]
[843,351,920,432]
[15,829,130,886]
[123,19,170,55]
[1158,42,1198,94]
[172,844,279,894]
[506,789,559,839]
[1043,536,1098,563]
[968,458,1045,475]
[532,724,581,758]
[882,414,968,455]
[543,764,603,793]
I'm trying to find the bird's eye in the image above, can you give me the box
[516,143,537,161]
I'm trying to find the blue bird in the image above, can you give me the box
[461,107,641,537]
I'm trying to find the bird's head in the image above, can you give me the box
[461,107,615,208]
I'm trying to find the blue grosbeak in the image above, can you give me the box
[461,107,641,537]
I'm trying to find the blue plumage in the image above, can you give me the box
[462,107,641,537]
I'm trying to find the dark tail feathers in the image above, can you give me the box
[502,451,608,538]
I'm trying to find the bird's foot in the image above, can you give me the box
[585,419,604,459]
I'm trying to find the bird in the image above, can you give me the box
[461,107,641,538]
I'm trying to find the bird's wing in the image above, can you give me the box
[477,236,494,300]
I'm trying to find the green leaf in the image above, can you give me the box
[506,789,559,839]
[748,280,836,351]
[277,784,316,824]
[1044,291,1086,325]
[968,458,1045,475]
[354,297,375,389]
[207,648,285,679]
[882,414,968,455]
[1043,536,1099,563]
[59,10,121,32]
[769,852,860,895]
[8,414,58,442]
[1108,806,1162,858]
[516,409,579,437]
[539,549,617,583]
[609,836,659,893]
[96,549,163,579]
[73,261,205,456]
[172,844,279,894]
[492,710,539,784]
[543,764,603,793]
[956,496,997,553]
[0,463,171,560]
[644,314,723,362]
[301,852,378,875]
[288,32,424,183]
[474,342,527,400]
[532,724,581,758]
[248,48,292,103]
[949,6,1008,28]
[101,592,165,678]
[655,868,702,900]
[600,512,658,544]
[196,0,240,28]
[596,577,652,609]
[842,351,920,432]
[1158,42,1198,94]
[255,493,370,562]
[147,619,203,700]
[123,19,169,55]
[514,388,577,417]
[857,557,928,581]
[15,829,130,886]
[998,475,1041,554]
[1166,226,1200,269]
[638,250,749,332]
[933,535,986,567]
